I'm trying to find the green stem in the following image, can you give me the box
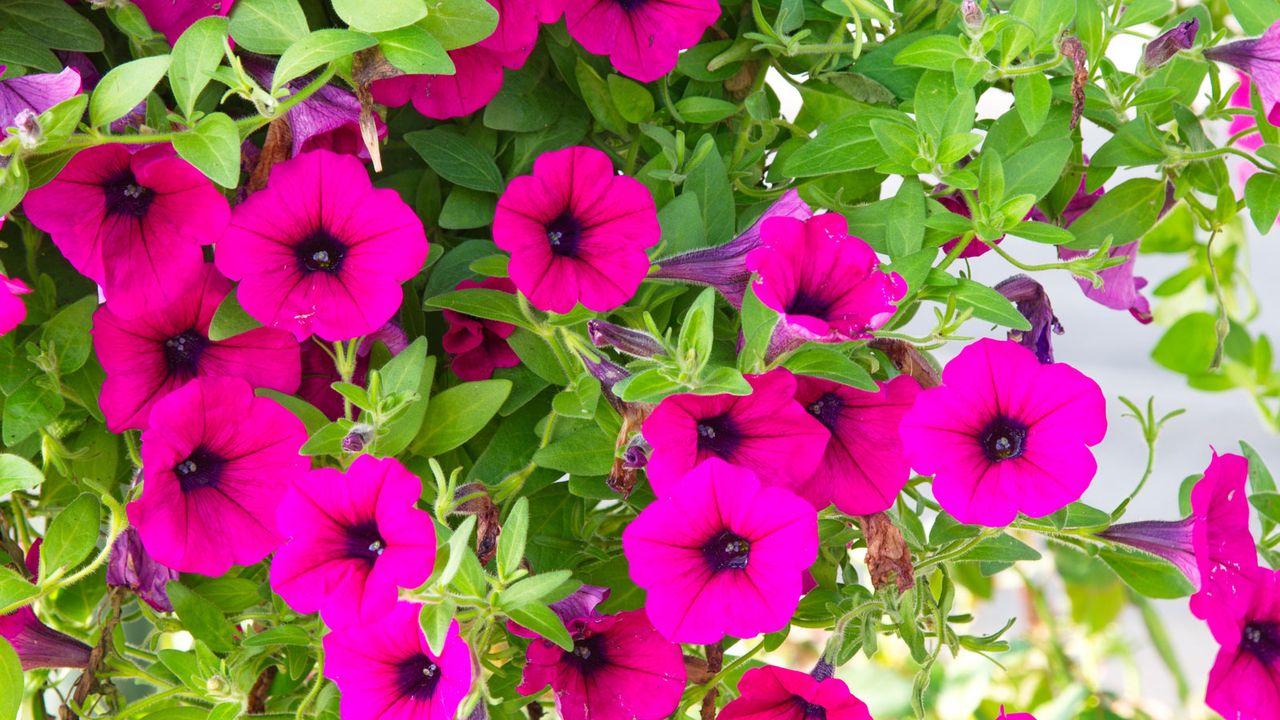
[295,650,327,720]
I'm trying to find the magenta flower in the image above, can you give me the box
[0,65,81,133]
[271,455,436,628]
[494,146,659,313]
[792,374,920,516]
[641,368,830,495]
[1203,565,1280,720]
[442,278,520,381]
[563,0,721,82]
[998,709,1036,720]
[652,189,813,306]
[215,149,429,341]
[24,144,230,318]
[746,214,905,357]
[516,609,686,720]
[324,604,473,720]
[719,666,873,720]
[1229,73,1280,186]
[994,275,1062,363]
[299,323,409,420]
[622,458,818,643]
[1205,20,1280,115]
[93,263,301,432]
[242,57,385,160]
[106,527,179,613]
[0,543,91,671]
[372,46,506,121]
[480,0,563,69]
[127,376,309,575]
[133,0,235,46]
[0,275,31,337]
[899,338,1107,527]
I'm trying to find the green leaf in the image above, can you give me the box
[405,128,504,193]
[229,0,310,55]
[499,570,573,611]
[35,94,89,154]
[3,377,64,445]
[90,55,171,128]
[893,35,968,71]
[574,59,629,137]
[273,29,376,90]
[1245,173,1280,233]
[1151,312,1217,375]
[0,454,44,496]
[41,295,96,374]
[782,348,877,391]
[608,75,654,124]
[1250,492,1280,525]
[375,345,435,457]
[685,137,736,245]
[738,284,778,373]
[437,516,476,588]
[424,288,535,330]
[420,0,500,50]
[0,0,103,52]
[172,113,241,188]
[419,598,457,656]
[977,151,1005,206]
[1091,119,1166,167]
[1009,220,1074,245]
[497,498,529,580]
[170,16,229,119]
[1003,138,1073,201]
[439,187,496,229]
[411,380,512,456]
[241,626,312,647]
[208,289,264,341]
[1013,74,1052,135]
[533,426,615,476]
[674,97,739,124]
[375,25,454,75]
[1229,0,1280,34]
[959,533,1042,563]
[332,0,426,32]
[1067,178,1166,249]
[887,179,925,256]
[506,603,574,651]
[0,638,21,720]
[167,583,234,653]
[0,567,38,609]
[951,278,1031,330]
[1242,441,1277,494]
[257,389,328,434]
[781,116,886,176]
[0,27,61,72]
[40,494,101,577]
[1100,546,1196,599]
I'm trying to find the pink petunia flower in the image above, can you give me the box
[622,458,818,643]
[242,56,386,160]
[652,189,813,306]
[641,368,830,495]
[719,666,873,720]
[271,455,436,628]
[745,214,905,358]
[442,278,520,381]
[215,150,429,341]
[93,263,301,432]
[516,607,686,720]
[372,46,506,121]
[899,338,1107,527]
[127,376,309,575]
[324,604,473,720]
[299,323,409,420]
[997,709,1036,720]
[1203,565,1280,720]
[133,0,235,46]
[0,65,81,132]
[106,526,179,613]
[23,144,230,318]
[1228,72,1280,187]
[0,275,31,337]
[0,543,91,671]
[480,0,564,69]
[792,374,920,516]
[494,146,659,314]
[1205,20,1280,115]
[563,0,721,82]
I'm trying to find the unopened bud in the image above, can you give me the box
[961,0,984,29]
[1143,18,1198,69]
[342,423,374,453]
[13,110,40,151]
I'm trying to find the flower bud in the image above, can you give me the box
[13,109,40,151]
[1143,19,1198,69]
[994,275,1063,364]
[107,526,179,612]
[587,319,665,359]
[342,423,374,453]
[961,0,984,30]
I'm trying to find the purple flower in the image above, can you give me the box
[0,65,81,135]
[587,319,665,359]
[107,527,179,613]
[242,56,386,160]
[994,275,1063,363]
[652,190,813,306]
[1,543,91,670]
[1205,19,1280,113]
[1097,519,1199,582]
[1143,19,1199,69]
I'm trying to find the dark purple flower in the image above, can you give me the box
[587,319,665,359]
[1205,19,1280,113]
[1144,19,1199,69]
[241,56,386,160]
[107,527,179,613]
[994,275,1063,363]
[0,65,81,134]
[578,351,631,415]
[651,190,813,306]
[1098,519,1198,582]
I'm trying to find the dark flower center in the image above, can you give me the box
[979,417,1028,462]
[103,170,155,218]
[702,530,751,572]
[174,446,225,492]
[806,392,843,430]
[344,520,387,564]
[394,654,442,701]
[545,212,582,257]
[785,289,835,318]
[164,329,208,378]
[615,0,647,10]
[1242,621,1280,665]
[296,231,347,274]
[567,634,608,675]
[696,413,741,458]
[792,698,827,720]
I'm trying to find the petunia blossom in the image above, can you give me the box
[0,65,81,133]
[442,278,520,381]
[133,0,235,46]
[372,46,506,121]
[1143,18,1198,68]
[0,275,31,337]
[494,146,659,313]
[642,368,829,495]
[792,374,920,516]
[480,0,565,69]
[1048,181,1153,324]
[106,526,179,613]
[127,376,309,576]
[623,458,818,643]
[1203,565,1280,720]
[1228,72,1280,186]
[899,338,1107,527]
[1205,19,1280,115]
[0,543,91,671]
[324,604,473,720]
[563,0,721,82]
[24,144,230,318]
[93,263,301,432]
[242,56,386,159]
[271,455,436,628]
[994,275,1062,363]
[745,214,905,358]
[215,149,429,341]
[651,189,813,306]
[997,709,1036,720]
[719,666,874,720]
